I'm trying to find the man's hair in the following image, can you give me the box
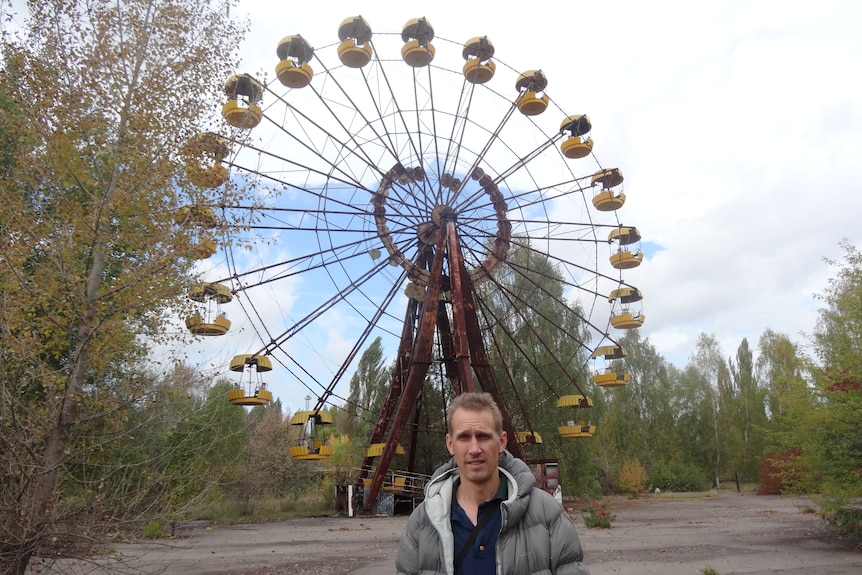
[447,392,504,435]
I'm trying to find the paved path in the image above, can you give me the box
[31,493,862,574]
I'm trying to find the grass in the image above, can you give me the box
[196,493,335,524]
[651,489,722,500]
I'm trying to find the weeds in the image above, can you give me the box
[141,520,165,539]
[583,498,615,529]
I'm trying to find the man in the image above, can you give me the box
[396,392,589,575]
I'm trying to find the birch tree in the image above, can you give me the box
[0,1,245,572]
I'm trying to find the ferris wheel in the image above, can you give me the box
[179,16,644,510]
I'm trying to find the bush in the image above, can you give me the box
[142,520,165,539]
[818,497,862,537]
[617,458,649,497]
[649,462,707,492]
[583,499,615,529]
[757,448,804,495]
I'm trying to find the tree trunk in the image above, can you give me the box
[13,169,113,573]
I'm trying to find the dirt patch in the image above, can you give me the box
[31,493,862,575]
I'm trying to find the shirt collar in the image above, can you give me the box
[452,471,508,505]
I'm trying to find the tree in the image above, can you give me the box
[233,401,319,514]
[685,334,732,488]
[729,338,768,482]
[98,373,249,527]
[796,242,862,529]
[344,336,390,444]
[0,1,245,572]
[476,241,593,494]
[756,329,809,429]
[599,330,678,473]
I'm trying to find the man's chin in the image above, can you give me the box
[463,467,490,481]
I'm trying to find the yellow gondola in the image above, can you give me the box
[558,421,596,438]
[365,443,406,457]
[222,73,264,129]
[337,16,373,68]
[591,168,625,211]
[184,282,232,336]
[591,345,629,387]
[182,132,229,189]
[560,115,593,159]
[401,17,435,67]
[227,355,273,406]
[557,395,594,439]
[289,408,334,460]
[515,431,543,445]
[175,205,219,259]
[276,35,314,88]
[609,286,646,329]
[608,225,643,270]
[462,36,495,84]
[556,395,593,409]
[593,369,630,387]
[515,70,548,116]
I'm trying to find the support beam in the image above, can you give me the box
[363,234,445,510]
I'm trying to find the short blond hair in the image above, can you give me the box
[447,392,504,435]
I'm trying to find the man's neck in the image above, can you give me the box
[457,472,501,509]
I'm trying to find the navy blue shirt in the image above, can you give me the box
[451,473,508,575]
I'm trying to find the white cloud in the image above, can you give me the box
[169,0,862,409]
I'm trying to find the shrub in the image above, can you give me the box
[649,462,707,492]
[757,448,804,495]
[583,499,615,529]
[584,479,603,501]
[142,520,165,539]
[617,458,649,497]
[818,497,862,537]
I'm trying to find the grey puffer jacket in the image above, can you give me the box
[395,451,589,575]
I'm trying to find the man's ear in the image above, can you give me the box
[499,430,507,453]
[446,433,455,455]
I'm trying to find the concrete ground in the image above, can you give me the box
[33,492,862,574]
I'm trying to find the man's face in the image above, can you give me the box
[446,407,507,486]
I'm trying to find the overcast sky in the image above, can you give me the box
[10,0,861,412]
[191,0,859,411]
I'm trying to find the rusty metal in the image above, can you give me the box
[448,227,525,460]
[445,221,476,393]
[357,296,419,482]
[363,233,445,510]
[406,387,423,473]
[435,298,461,395]
[360,216,529,510]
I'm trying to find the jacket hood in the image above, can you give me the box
[426,450,536,501]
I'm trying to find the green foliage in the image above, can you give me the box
[476,241,594,493]
[700,567,720,575]
[617,458,649,497]
[343,337,390,455]
[141,521,165,540]
[757,449,806,495]
[729,338,769,482]
[818,498,862,538]
[197,492,334,523]
[583,499,615,529]
[227,402,320,516]
[0,1,247,570]
[768,241,862,535]
[649,462,707,492]
[599,331,680,471]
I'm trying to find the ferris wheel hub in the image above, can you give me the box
[431,205,457,226]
